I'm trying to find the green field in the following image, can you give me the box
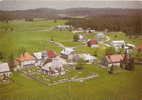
[0,19,142,100]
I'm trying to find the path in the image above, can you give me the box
[21,72,98,86]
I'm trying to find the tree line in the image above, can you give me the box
[66,15,142,36]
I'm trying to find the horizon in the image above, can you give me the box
[0,0,141,11]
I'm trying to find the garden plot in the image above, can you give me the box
[20,65,98,85]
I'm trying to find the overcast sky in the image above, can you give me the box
[0,0,141,10]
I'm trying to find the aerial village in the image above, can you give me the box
[0,24,141,85]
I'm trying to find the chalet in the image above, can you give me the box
[33,52,42,66]
[103,54,124,67]
[111,40,125,47]
[15,52,36,69]
[87,40,98,48]
[0,63,11,80]
[61,48,74,59]
[42,57,66,76]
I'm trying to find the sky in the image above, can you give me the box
[0,0,141,10]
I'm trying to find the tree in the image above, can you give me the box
[73,34,80,42]
[8,54,15,70]
[105,47,115,55]
[75,58,86,70]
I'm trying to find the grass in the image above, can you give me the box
[0,19,142,100]
[0,20,73,60]
[0,65,142,100]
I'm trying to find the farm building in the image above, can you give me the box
[87,40,98,48]
[61,48,74,59]
[15,52,36,69]
[111,40,125,47]
[0,63,12,80]
[42,57,66,76]
[103,54,124,67]
[33,52,43,66]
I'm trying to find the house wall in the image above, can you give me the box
[91,44,98,48]
[35,59,42,66]
[21,60,36,68]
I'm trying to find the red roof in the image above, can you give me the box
[137,45,142,51]
[105,54,124,63]
[88,40,97,45]
[16,52,35,61]
[47,50,57,57]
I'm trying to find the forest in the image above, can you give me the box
[66,15,142,36]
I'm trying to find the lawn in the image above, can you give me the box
[0,65,142,100]
[0,19,142,100]
[0,19,74,61]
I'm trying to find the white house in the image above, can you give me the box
[15,52,36,69]
[33,52,43,66]
[68,53,96,64]
[78,54,96,63]
[0,63,11,80]
[61,48,74,59]
[56,25,72,31]
[111,40,125,47]
[42,57,66,76]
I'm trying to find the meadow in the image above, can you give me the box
[0,19,142,100]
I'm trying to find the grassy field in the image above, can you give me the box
[0,65,142,100]
[0,19,142,100]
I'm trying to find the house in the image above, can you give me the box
[87,40,98,48]
[72,28,85,33]
[0,63,12,80]
[15,52,36,69]
[103,54,124,67]
[126,43,135,49]
[33,52,43,66]
[96,33,105,39]
[61,48,74,59]
[68,53,96,64]
[78,54,96,63]
[42,56,66,76]
[56,25,72,31]
[137,45,142,51]
[42,50,57,59]
[111,40,125,47]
